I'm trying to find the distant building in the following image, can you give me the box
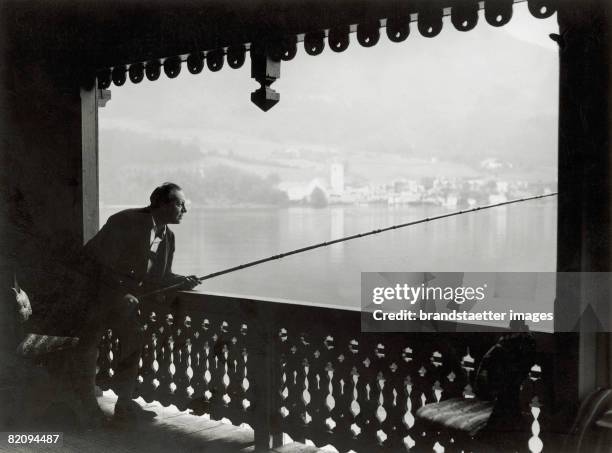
[444,195,458,209]
[496,181,509,193]
[480,158,504,170]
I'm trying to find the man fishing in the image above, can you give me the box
[10,189,555,427]
[76,182,200,424]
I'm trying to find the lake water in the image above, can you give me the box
[101,199,557,308]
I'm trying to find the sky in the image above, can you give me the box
[99,3,559,183]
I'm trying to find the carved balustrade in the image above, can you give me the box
[96,292,553,452]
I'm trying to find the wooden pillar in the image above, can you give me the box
[81,85,100,244]
[555,0,612,429]
[0,3,97,363]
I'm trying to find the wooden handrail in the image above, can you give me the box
[97,291,556,452]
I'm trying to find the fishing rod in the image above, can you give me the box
[139,192,558,298]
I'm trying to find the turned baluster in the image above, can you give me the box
[188,317,211,415]
[356,341,379,448]
[138,310,160,401]
[343,338,364,453]
[212,320,232,420]
[309,335,337,447]
[172,314,193,410]
[229,323,250,425]
[96,328,114,390]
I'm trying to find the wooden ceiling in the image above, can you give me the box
[3,0,556,84]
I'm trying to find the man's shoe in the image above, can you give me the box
[114,399,157,421]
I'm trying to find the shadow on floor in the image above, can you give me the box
[1,392,327,453]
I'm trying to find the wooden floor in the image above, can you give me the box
[0,392,327,453]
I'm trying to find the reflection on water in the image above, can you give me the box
[329,207,345,263]
[101,199,557,308]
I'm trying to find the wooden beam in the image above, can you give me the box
[80,84,100,244]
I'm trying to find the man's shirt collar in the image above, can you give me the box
[151,215,166,239]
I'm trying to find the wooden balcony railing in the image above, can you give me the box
[96,291,554,452]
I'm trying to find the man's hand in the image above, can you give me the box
[182,275,201,290]
[123,293,140,307]
[12,287,32,322]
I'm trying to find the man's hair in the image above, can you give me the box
[150,182,182,208]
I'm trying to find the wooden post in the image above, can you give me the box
[80,84,100,244]
[251,304,281,451]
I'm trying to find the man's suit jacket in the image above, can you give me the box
[84,207,182,297]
